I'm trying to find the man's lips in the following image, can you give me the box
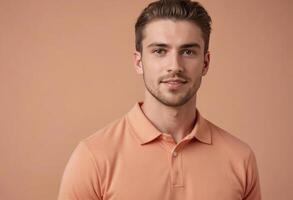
[161,78,187,83]
[161,78,187,90]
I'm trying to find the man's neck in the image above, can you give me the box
[141,95,197,144]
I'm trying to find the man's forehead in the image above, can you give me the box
[142,19,204,48]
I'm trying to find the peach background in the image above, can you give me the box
[0,0,292,199]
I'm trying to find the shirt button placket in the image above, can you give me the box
[171,149,184,187]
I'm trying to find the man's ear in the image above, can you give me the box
[202,51,210,76]
[133,51,143,75]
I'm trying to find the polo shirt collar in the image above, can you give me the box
[126,102,212,145]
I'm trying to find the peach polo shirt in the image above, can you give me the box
[58,102,261,200]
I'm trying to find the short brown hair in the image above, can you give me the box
[135,0,212,53]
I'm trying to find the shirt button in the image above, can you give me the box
[172,151,177,157]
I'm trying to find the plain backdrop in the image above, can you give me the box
[0,0,292,199]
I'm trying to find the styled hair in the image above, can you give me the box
[135,0,212,53]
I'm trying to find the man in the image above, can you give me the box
[58,0,261,199]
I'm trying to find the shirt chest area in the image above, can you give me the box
[101,140,244,200]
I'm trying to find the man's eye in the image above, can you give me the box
[153,49,166,55]
[182,49,195,56]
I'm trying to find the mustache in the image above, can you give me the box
[159,73,190,83]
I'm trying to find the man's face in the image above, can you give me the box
[134,19,210,107]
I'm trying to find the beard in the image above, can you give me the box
[143,73,201,107]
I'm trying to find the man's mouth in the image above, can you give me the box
[161,78,187,84]
[161,78,187,90]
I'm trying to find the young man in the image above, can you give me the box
[58,0,261,199]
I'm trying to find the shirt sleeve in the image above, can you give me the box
[243,150,261,200]
[57,142,103,200]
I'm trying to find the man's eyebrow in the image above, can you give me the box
[180,43,201,49]
[146,43,170,48]
[146,42,201,49]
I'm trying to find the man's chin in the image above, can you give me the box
[158,97,190,107]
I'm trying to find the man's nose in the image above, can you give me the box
[167,53,184,73]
